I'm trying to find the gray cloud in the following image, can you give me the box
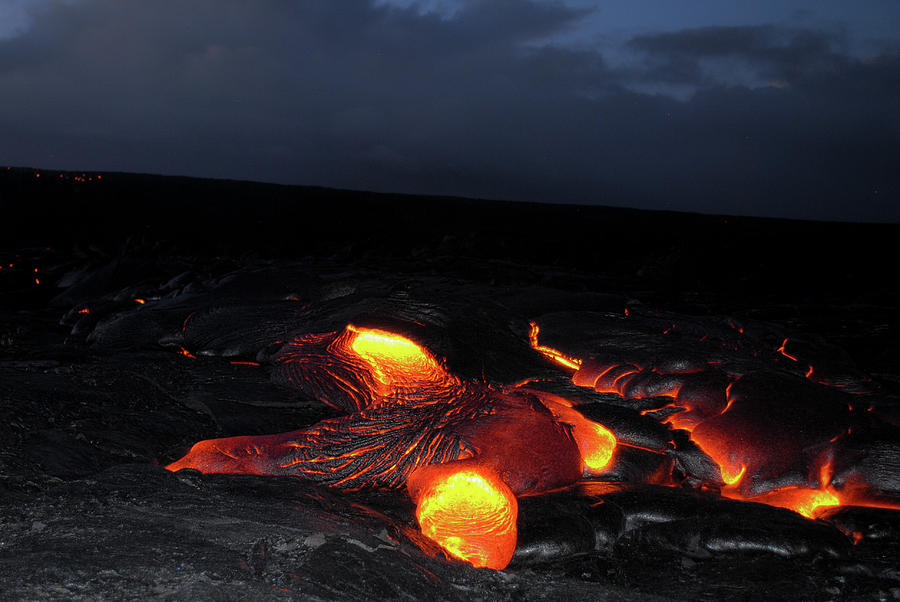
[626,25,848,86]
[1,0,898,222]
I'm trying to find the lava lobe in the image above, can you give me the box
[168,325,610,568]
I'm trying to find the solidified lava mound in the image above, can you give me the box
[2,169,900,599]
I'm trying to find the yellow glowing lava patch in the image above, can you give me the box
[721,463,747,486]
[722,486,842,519]
[345,325,448,389]
[578,422,617,472]
[349,327,433,368]
[792,489,841,519]
[415,469,518,570]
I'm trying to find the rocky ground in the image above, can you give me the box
[1,168,899,600]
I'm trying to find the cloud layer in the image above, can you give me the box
[1,0,898,221]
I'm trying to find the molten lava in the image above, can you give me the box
[170,323,594,568]
[169,318,898,570]
[275,324,462,412]
[528,320,899,522]
[536,396,617,475]
[528,322,582,371]
[741,487,841,519]
[578,422,618,473]
[528,321,724,433]
[345,325,449,393]
[721,464,746,486]
[410,466,518,570]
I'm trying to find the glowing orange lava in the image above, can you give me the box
[579,422,617,472]
[345,325,447,389]
[692,429,849,517]
[724,486,841,519]
[537,396,617,474]
[412,467,518,570]
[528,322,582,371]
[530,319,900,523]
[170,319,900,572]
[778,338,799,362]
[721,463,746,486]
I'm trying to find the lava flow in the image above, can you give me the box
[408,465,518,569]
[528,320,899,521]
[169,319,895,569]
[168,324,604,569]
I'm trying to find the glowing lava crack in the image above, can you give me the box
[167,325,616,569]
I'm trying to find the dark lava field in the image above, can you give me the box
[1,167,899,600]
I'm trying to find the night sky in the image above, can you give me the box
[2,0,898,222]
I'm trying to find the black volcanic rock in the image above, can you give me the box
[2,169,900,600]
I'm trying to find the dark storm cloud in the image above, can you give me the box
[1,0,898,222]
[629,24,839,59]
[618,24,900,221]
[626,25,846,84]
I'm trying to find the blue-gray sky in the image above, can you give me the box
[2,0,899,222]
